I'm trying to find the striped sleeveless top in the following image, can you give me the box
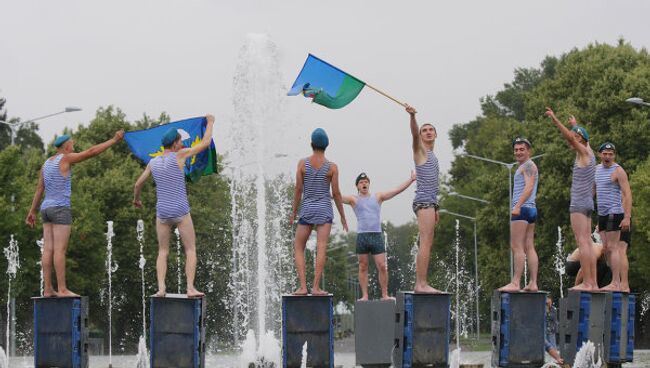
[413,149,439,204]
[150,153,190,219]
[40,154,72,210]
[298,158,333,224]
[595,163,624,216]
[570,154,596,211]
[354,194,381,233]
[512,160,538,209]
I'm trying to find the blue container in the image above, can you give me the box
[33,296,88,368]
[626,294,636,362]
[150,295,206,368]
[576,292,592,351]
[609,292,623,362]
[282,295,333,368]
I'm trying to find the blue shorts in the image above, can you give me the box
[356,232,385,255]
[511,206,537,223]
[298,218,333,226]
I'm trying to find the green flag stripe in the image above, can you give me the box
[313,75,365,109]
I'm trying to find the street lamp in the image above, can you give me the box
[439,208,480,339]
[448,192,490,204]
[625,97,650,107]
[0,106,82,146]
[463,153,544,277]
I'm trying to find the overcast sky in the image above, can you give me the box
[2,0,650,228]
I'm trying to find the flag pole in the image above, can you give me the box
[365,83,407,107]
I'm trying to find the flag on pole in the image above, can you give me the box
[124,117,217,182]
[288,54,366,109]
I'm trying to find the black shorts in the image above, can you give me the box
[598,213,631,248]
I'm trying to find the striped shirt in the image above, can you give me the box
[298,158,333,224]
[595,163,624,216]
[512,159,538,209]
[354,194,382,233]
[570,155,596,211]
[40,154,72,210]
[413,149,439,204]
[150,153,190,219]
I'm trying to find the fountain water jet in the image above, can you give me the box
[553,227,565,298]
[136,219,149,368]
[175,227,182,294]
[105,221,118,367]
[3,235,19,360]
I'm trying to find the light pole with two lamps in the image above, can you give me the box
[0,107,82,146]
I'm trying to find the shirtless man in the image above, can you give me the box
[499,137,539,292]
[133,115,215,297]
[343,172,415,300]
[546,108,597,291]
[405,104,441,293]
[595,142,632,292]
[26,131,124,297]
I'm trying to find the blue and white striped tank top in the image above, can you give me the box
[570,155,596,211]
[40,154,72,210]
[595,163,624,216]
[299,158,333,224]
[512,160,538,209]
[413,150,439,204]
[354,194,381,233]
[150,153,190,219]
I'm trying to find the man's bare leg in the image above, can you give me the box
[523,223,539,291]
[499,221,527,292]
[312,223,332,295]
[374,253,393,300]
[155,219,172,297]
[619,242,630,292]
[570,213,597,291]
[415,208,440,293]
[177,215,204,297]
[42,223,57,297]
[52,224,78,297]
[601,231,622,291]
[293,224,311,295]
[357,254,369,301]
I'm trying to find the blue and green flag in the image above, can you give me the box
[288,54,366,109]
[124,117,217,182]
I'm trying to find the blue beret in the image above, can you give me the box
[54,135,71,148]
[311,128,329,149]
[161,128,179,146]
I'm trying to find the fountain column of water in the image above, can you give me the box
[553,226,565,299]
[450,220,461,368]
[105,221,117,368]
[3,235,19,360]
[36,238,44,296]
[135,219,150,368]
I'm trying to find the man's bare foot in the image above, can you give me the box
[498,283,521,292]
[153,290,166,297]
[570,283,596,291]
[57,289,80,298]
[381,295,396,301]
[311,288,329,296]
[600,283,621,292]
[622,286,631,293]
[293,287,308,296]
[43,288,58,298]
[357,296,368,301]
[187,288,205,298]
[414,284,442,294]
[523,283,539,292]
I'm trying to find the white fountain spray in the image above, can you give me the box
[36,238,44,296]
[175,227,182,294]
[228,33,291,366]
[449,220,461,368]
[553,226,565,299]
[3,235,19,361]
[105,221,118,368]
[135,219,149,368]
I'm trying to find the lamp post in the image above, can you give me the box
[0,107,82,146]
[463,153,544,278]
[439,208,480,339]
[625,97,650,107]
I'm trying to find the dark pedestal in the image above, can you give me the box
[354,299,395,367]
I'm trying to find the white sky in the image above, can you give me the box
[2,0,650,227]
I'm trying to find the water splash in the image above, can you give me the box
[454,220,461,350]
[135,335,149,368]
[36,238,44,296]
[553,227,565,299]
[3,235,19,359]
[0,346,6,368]
[105,221,118,367]
[175,227,182,294]
[300,341,308,368]
[572,340,602,368]
[449,347,460,368]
